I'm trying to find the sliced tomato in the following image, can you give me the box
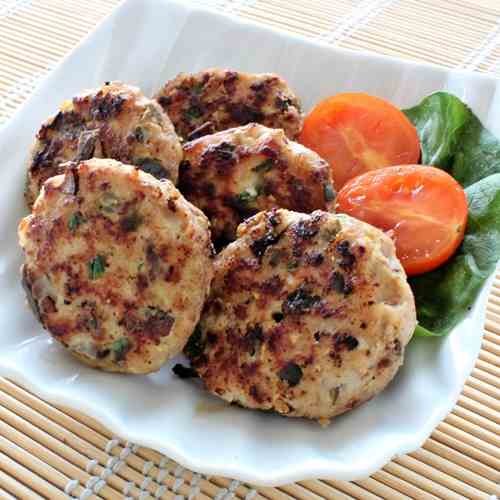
[335,165,468,276]
[299,93,420,190]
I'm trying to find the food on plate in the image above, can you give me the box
[300,93,420,189]
[155,69,303,141]
[336,165,468,276]
[186,209,416,421]
[18,158,213,374]
[180,123,335,245]
[25,81,182,208]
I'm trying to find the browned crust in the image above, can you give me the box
[155,69,303,140]
[26,81,182,208]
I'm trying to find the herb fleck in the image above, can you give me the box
[236,189,258,206]
[192,82,204,95]
[68,212,85,232]
[111,337,130,362]
[88,255,106,280]
[323,183,336,202]
[184,105,203,121]
[99,192,120,213]
[253,158,274,173]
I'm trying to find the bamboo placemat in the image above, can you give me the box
[1,0,500,499]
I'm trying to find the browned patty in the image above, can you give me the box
[180,123,335,245]
[155,69,303,141]
[26,81,182,208]
[19,158,213,374]
[186,209,416,422]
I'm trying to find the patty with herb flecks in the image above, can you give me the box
[180,123,335,245]
[186,209,416,422]
[25,81,183,208]
[155,69,303,141]
[18,158,213,374]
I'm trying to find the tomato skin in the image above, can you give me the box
[335,165,468,276]
[299,93,420,190]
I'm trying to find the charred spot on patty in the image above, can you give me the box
[173,363,199,379]
[75,129,99,161]
[282,285,321,316]
[120,211,143,232]
[336,240,356,270]
[199,141,237,174]
[279,362,302,387]
[291,218,320,241]
[260,275,282,295]
[272,311,284,323]
[250,231,281,258]
[184,324,206,359]
[88,92,125,121]
[123,307,175,339]
[332,332,359,352]
[243,324,264,356]
[329,271,353,295]
[305,251,324,267]
[228,103,264,124]
[134,157,170,180]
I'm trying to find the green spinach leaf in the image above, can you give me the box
[404,92,500,336]
[403,92,470,168]
[404,91,500,186]
[451,114,500,188]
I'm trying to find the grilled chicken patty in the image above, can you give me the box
[180,123,335,244]
[25,82,183,208]
[155,69,303,141]
[187,209,416,422]
[19,159,213,374]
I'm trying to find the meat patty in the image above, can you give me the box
[155,69,303,141]
[25,81,182,208]
[180,123,335,245]
[186,209,416,422]
[19,158,213,374]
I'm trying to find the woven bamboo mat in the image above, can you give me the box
[1,0,500,499]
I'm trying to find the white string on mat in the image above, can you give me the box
[245,490,258,500]
[122,481,134,496]
[104,437,121,454]
[316,0,398,45]
[85,458,98,475]
[0,65,53,127]
[64,478,79,496]
[0,0,31,18]
[78,488,93,500]
[459,21,500,71]
[189,0,256,14]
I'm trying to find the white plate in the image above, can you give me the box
[0,0,497,486]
